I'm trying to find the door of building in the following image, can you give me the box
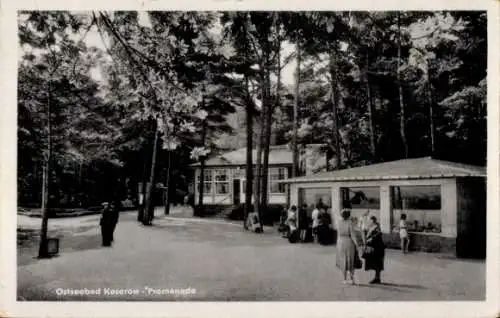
[233,179,241,205]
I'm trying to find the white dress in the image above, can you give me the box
[287,210,297,231]
[336,220,356,273]
[312,209,320,228]
[399,220,408,239]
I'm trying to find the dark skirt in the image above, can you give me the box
[317,225,334,245]
[288,229,300,243]
[298,218,309,230]
[364,244,385,271]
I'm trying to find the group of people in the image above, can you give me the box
[287,203,417,285]
[283,203,333,244]
[336,209,385,285]
[282,204,386,284]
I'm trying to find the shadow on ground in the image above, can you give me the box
[18,228,104,266]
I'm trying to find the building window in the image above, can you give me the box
[269,167,287,194]
[196,169,213,195]
[299,188,331,211]
[204,182,212,194]
[341,187,380,209]
[214,169,229,195]
[391,185,442,233]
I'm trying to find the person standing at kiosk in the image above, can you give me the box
[298,204,309,242]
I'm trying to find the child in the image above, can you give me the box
[399,213,409,254]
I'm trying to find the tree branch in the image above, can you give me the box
[97,12,161,109]
[98,12,188,96]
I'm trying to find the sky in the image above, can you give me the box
[80,12,297,87]
[23,11,446,91]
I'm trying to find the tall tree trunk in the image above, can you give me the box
[260,72,272,218]
[329,50,342,170]
[197,118,207,217]
[253,107,264,229]
[427,78,435,156]
[138,146,149,222]
[244,76,253,229]
[143,125,160,226]
[242,20,253,229]
[164,150,172,215]
[365,55,377,162]
[292,39,300,178]
[397,13,409,158]
[38,81,52,259]
[275,36,282,130]
[261,25,282,221]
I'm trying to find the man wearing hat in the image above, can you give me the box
[100,202,115,246]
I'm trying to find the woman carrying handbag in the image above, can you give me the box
[362,216,386,284]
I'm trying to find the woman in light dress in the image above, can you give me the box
[399,213,409,254]
[287,206,297,228]
[311,204,321,243]
[335,209,360,284]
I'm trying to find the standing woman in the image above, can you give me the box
[363,216,386,284]
[100,202,113,247]
[335,209,359,284]
[298,204,309,243]
[287,205,298,230]
[286,205,299,243]
[311,204,321,243]
[399,213,409,254]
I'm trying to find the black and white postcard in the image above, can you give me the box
[1,0,499,317]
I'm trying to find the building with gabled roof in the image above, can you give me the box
[281,157,486,258]
[189,144,326,212]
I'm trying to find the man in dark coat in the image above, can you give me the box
[317,209,334,245]
[100,201,119,246]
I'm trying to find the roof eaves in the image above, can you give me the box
[281,172,486,184]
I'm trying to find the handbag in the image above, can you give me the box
[362,246,375,258]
